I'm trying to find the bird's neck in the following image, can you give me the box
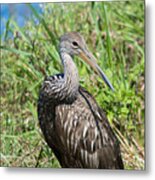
[60,51,79,102]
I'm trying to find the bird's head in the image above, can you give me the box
[59,32,114,91]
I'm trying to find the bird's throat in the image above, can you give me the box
[60,52,79,101]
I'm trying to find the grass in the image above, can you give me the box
[0,1,145,169]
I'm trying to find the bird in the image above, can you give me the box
[37,32,124,169]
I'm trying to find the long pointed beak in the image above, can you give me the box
[79,49,114,91]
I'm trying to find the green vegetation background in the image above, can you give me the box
[0,1,144,169]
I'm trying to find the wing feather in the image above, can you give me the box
[53,86,124,169]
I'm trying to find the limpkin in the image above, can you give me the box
[38,32,124,169]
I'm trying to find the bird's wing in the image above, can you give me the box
[78,86,123,169]
[55,86,124,169]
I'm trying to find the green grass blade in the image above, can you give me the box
[1,46,32,57]
[27,4,57,46]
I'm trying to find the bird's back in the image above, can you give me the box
[38,85,124,169]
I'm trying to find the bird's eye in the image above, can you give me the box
[72,41,78,47]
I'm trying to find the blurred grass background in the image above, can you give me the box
[0,0,144,169]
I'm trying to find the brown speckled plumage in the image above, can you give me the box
[38,32,124,169]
